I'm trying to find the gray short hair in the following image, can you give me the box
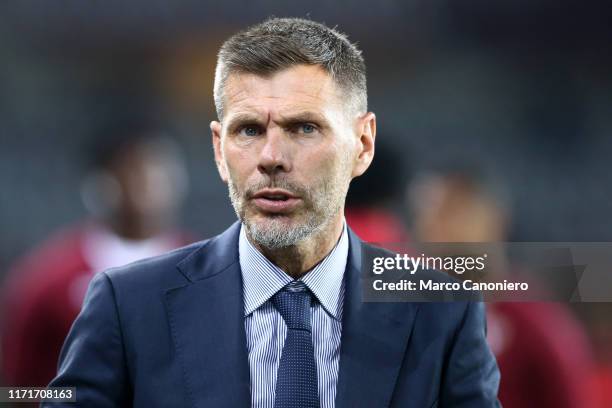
[213,17,367,120]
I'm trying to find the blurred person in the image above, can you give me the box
[408,165,596,408]
[345,140,411,248]
[582,303,612,407]
[45,18,500,407]
[1,119,191,388]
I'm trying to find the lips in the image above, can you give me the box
[250,189,301,213]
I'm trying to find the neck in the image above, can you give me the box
[249,215,344,279]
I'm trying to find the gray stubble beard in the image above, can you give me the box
[227,165,350,250]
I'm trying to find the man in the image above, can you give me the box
[2,120,190,388]
[46,18,500,407]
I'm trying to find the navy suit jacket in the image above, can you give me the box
[46,222,500,407]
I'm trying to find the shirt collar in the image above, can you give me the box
[239,222,348,320]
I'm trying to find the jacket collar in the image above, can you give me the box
[175,221,242,283]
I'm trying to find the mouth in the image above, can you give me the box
[250,189,302,213]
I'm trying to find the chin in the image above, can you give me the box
[250,213,299,230]
[244,213,319,249]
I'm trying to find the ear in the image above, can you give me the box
[351,112,376,178]
[211,120,229,183]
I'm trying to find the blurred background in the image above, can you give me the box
[1,0,611,407]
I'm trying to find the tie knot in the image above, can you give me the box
[271,281,313,331]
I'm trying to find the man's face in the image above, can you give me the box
[211,64,375,249]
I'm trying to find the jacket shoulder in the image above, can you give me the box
[102,239,210,291]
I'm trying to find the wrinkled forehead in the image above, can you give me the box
[222,65,345,122]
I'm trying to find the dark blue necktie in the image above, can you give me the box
[272,281,320,408]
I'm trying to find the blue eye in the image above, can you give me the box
[241,126,260,137]
[301,124,315,134]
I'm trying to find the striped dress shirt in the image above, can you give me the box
[239,224,348,408]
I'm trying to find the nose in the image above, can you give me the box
[257,128,291,176]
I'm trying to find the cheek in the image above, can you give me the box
[327,137,356,173]
[300,144,352,184]
[223,144,255,181]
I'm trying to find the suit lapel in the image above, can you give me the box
[335,230,420,408]
[165,222,250,407]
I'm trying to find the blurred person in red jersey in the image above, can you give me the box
[345,140,411,249]
[408,165,596,408]
[1,119,191,387]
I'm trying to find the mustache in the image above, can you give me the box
[244,179,308,199]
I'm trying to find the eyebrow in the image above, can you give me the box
[224,113,266,133]
[277,112,330,129]
[224,111,331,133]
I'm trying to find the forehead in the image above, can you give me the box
[222,65,343,120]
